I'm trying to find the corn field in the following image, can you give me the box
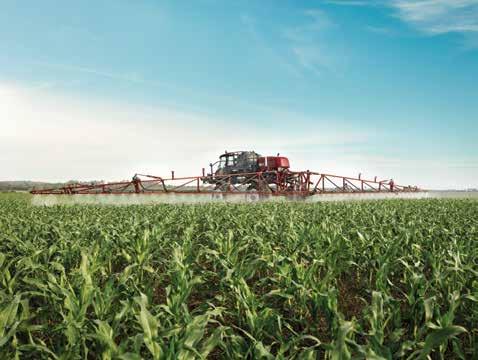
[0,194,477,359]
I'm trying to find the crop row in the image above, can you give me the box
[0,195,477,358]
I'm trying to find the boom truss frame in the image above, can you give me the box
[31,170,420,197]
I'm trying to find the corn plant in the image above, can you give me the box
[0,193,477,358]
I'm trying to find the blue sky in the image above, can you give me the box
[1,0,477,188]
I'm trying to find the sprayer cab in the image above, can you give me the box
[214,151,261,175]
[209,151,290,177]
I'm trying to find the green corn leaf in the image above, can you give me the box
[418,325,467,359]
[136,293,162,359]
[0,320,20,347]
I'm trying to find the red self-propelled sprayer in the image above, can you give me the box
[31,150,422,204]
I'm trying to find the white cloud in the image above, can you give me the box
[282,9,342,75]
[284,9,334,42]
[33,61,147,85]
[2,82,475,189]
[366,25,397,35]
[324,0,478,47]
[241,10,344,77]
[291,46,333,76]
[324,0,382,6]
[392,0,478,35]
[0,82,368,182]
[240,14,303,78]
[336,153,478,190]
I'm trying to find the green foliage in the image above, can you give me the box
[0,195,477,358]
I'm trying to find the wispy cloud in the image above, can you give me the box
[324,0,382,6]
[240,14,301,77]
[282,10,341,75]
[337,153,478,189]
[32,59,302,119]
[324,0,478,47]
[1,82,370,181]
[291,46,333,76]
[366,25,397,35]
[283,9,334,43]
[3,82,474,189]
[392,0,478,34]
[240,10,340,76]
[33,61,146,84]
